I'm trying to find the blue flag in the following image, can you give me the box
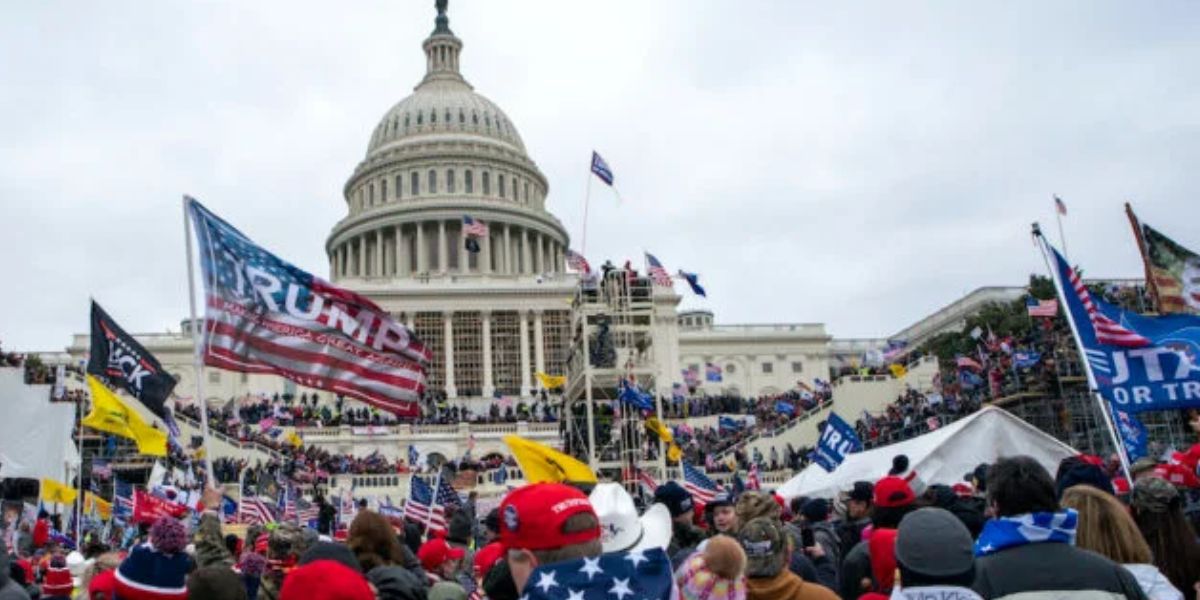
[718,416,745,434]
[590,151,614,186]
[617,380,654,412]
[1012,351,1042,370]
[1112,405,1149,463]
[811,412,863,472]
[775,401,795,416]
[1047,240,1200,412]
[677,270,706,297]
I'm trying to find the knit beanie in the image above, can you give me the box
[114,517,190,600]
[42,555,74,598]
[675,535,748,600]
[237,551,267,600]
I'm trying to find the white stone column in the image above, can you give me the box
[481,232,492,275]
[533,310,545,388]
[357,235,365,277]
[482,311,494,397]
[459,225,470,275]
[519,310,531,397]
[416,223,427,273]
[437,220,448,274]
[395,225,406,276]
[521,229,531,275]
[374,229,383,277]
[442,311,457,398]
[503,225,513,274]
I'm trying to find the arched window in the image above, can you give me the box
[411,172,419,196]
[404,114,410,128]
[445,109,451,123]
[446,169,456,194]
[464,169,474,194]
[380,178,388,202]
[524,182,530,203]
[511,177,517,199]
[430,109,437,124]
[482,171,490,195]
[368,183,375,205]
[459,109,465,124]
[485,114,491,127]
[498,175,506,198]
[428,170,438,194]
[396,175,403,199]
[472,112,479,125]
[416,112,423,125]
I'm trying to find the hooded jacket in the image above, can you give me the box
[746,568,839,600]
[367,565,428,600]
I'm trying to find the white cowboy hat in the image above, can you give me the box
[589,483,673,553]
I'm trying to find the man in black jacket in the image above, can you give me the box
[971,456,1147,600]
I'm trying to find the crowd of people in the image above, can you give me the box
[5,444,1199,600]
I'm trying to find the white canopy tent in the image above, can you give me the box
[776,406,1077,499]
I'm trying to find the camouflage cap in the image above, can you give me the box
[268,523,309,559]
[737,517,787,578]
[1131,476,1178,514]
[734,491,780,526]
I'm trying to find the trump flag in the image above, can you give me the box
[186,198,430,416]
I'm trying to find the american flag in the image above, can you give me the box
[462,215,489,238]
[520,547,674,600]
[1054,195,1068,216]
[91,460,112,480]
[590,151,614,186]
[637,469,659,495]
[955,356,983,371]
[295,497,319,525]
[279,486,296,522]
[186,197,430,417]
[432,475,462,529]
[681,462,722,504]
[114,480,134,520]
[565,249,591,274]
[239,496,276,526]
[644,253,673,287]
[746,463,761,491]
[404,477,447,532]
[1026,296,1059,317]
[705,362,722,382]
[1056,248,1150,347]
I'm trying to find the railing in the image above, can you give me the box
[174,412,283,460]
[711,398,833,462]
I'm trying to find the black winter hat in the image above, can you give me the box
[652,481,694,518]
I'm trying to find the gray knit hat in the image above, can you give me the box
[895,508,974,578]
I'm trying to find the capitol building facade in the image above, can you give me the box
[62,5,917,408]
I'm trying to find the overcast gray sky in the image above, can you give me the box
[3,1,1198,351]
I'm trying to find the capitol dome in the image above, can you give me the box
[326,2,569,286]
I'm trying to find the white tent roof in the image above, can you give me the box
[776,406,1077,499]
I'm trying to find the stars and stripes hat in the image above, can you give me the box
[499,483,600,551]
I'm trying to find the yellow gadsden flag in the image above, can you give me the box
[286,430,303,449]
[84,375,167,457]
[84,492,113,520]
[535,372,567,390]
[40,478,77,505]
[889,363,908,379]
[503,435,596,485]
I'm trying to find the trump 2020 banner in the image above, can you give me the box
[812,412,863,472]
[186,197,430,416]
[1046,239,1200,412]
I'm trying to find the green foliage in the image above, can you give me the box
[917,274,1059,362]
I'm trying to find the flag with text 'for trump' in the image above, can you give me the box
[187,198,430,417]
[811,412,863,472]
[1044,237,1200,412]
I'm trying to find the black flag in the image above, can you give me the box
[87,301,177,420]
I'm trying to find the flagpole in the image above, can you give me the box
[1033,226,1130,478]
[182,196,216,484]
[74,368,86,543]
[1054,196,1069,264]
[581,166,594,256]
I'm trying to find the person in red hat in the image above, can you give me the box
[279,559,375,600]
[498,483,603,595]
[838,476,916,600]
[417,537,466,588]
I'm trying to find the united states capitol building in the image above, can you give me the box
[49,5,1033,488]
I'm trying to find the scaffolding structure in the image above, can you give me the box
[562,270,668,487]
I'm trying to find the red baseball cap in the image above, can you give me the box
[499,483,600,551]
[1154,463,1200,489]
[874,476,915,508]
[417,538,466,571]
[473,542,505,578]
